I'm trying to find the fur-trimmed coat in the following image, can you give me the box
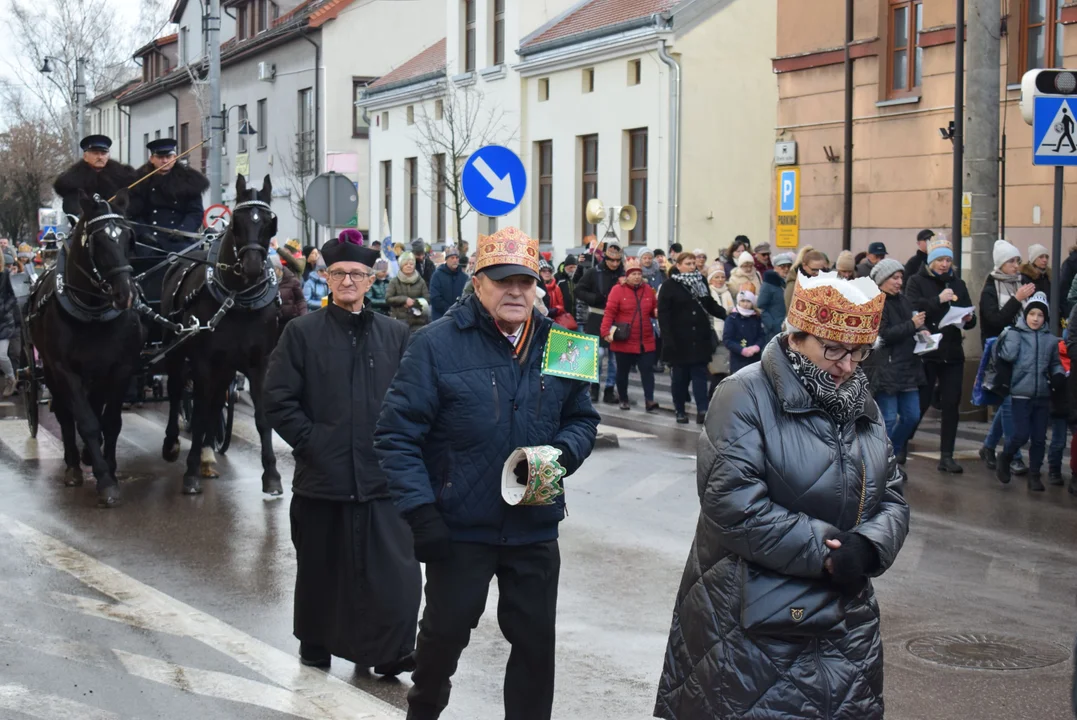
[53,159,139,218]
[128,162,209,253]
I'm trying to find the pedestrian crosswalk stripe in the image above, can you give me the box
[0,683,122,720]
[1,513,405,720]
[114,649,328,720]
[0,622,115,671]
[0,418,64,460]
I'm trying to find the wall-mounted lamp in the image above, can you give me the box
[939,121,956,142]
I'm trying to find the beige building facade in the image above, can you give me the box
[774,0,1077,262]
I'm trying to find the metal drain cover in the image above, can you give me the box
[906,633,1071,670]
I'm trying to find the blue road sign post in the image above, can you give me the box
[1033,96,1077,166]
[461,145,527,218]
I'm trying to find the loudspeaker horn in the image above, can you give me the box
[618,204,638,232]
[585,198,606,225]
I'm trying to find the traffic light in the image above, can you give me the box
[1021,69,1077,125]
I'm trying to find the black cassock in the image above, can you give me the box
[290,494,421,666]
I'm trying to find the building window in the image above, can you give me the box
[1022,0,1065,72]
[237,4,249,40]
[143,133,150,160]
[538,78,549,101]
[155,129,161,140]
[179,26,189,64]
[297,87,315,175]
[168,125,175,139]
[237,105,249,153]
[580,134,598,240]
[493,0,505,65]
[464,0,476,72]
[381,111,390,130]
[180,123,189,154]
[407,157,418,241]
[407,106,415,125]
[435,99,444,120]
[537,140,552,242]
[888,0,923,95]
[353,78,372,137]
[583,68,595,93]
[628,59,642,86]
[256,99,267,149]
[256,0,274,33]
[382,160,392,226]
[434,153,446,241]
[628,129,648,246]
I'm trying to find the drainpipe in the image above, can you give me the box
[301,32,322,245]
[166,89,180,147]
[657,32,680,250]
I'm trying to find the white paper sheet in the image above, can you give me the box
[914,332,943,355]
[939,306,974,329]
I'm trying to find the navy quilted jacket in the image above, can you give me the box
[374,294,601,545]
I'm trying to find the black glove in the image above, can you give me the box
[825,532,879,590]
[1051,372,1066,395]
[552,443,580,476]
[404,504,451,563]
[514,460,528,485]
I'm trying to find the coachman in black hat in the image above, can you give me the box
[264,234,421,676]
[128,138,209,255]
[53,135,138,218]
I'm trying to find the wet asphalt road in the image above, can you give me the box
[0,394,1074,720]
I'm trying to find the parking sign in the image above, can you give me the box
[776,168,800,248]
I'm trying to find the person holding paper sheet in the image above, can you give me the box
[905,234,977,473]
[864,259,925,465]
[978,240,1036,475]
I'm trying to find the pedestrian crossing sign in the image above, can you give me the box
[542,327,599,383]
[1033,96,1077,165]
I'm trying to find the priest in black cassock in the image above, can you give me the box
[264,233,420,675]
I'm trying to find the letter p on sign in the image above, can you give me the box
[780,170,797,213]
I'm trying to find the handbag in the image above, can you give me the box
[982,330,1013,398]
[740,456,869,636]
[612,290,642,342]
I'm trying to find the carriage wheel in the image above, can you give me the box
[213,380,237,455]
[18,318,38,439]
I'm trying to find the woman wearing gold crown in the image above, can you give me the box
[655,272,910,720]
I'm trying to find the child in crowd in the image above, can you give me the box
[723,290,764,374]
[996,293,1064,490]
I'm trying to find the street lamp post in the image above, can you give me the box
[40,55,87,159]
[208,103,258,202]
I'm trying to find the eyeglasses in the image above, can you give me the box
[329,269,374,283]
[818,340,872,363]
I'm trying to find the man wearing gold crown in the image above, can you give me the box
[656,272,909,720]
[375,226,600,720]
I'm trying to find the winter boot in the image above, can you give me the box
[895,449,907,466]
[645,401,660,414]
[996,453,1014,485]
[619,399,630,411]
[937,455,964,474]
[1048,467,1065,486]
[978,446,997,470]
[590,384,600,403]
[1010,457,1029,476]
[675,413,689,424]
[603,386,617,404]
[696,412,706,425]
[1027,473,1046,492]
[299,643,331,669]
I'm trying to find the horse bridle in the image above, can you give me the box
[79,211,134,295]
[227,199,275,267]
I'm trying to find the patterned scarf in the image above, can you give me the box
[781,338,869,425]
[673,270,709,299]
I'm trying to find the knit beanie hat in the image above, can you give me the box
[564,254,578,266]
[772,252,795,267]
[1028,243,1050,262]
[927,234,953,264]
[736,251,755,268]
[870,257,904,285]
[835,250,856,273]
[736,290,757,315]
[1024,291,1049,320]
[993,239,1021,270]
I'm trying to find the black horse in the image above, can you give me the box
[27,191,143,507]
[160,174,282,496]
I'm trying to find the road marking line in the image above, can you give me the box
[114,649,326,720]
[0,514,404,720]
[0,622,115,670]
[0,683,122,720]
[0,418,64,460]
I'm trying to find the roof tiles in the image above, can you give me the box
[523,0,677,48]
[367,38,447,91]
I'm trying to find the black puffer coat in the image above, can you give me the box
[904,263,976,364]
[979,275,1023,344]
[575,261,625,337]
[264,301,409,501]
[655,340,910,720]
[864,291,926,394]
[658,278,726,366]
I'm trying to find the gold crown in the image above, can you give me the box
[787,281,885,345]
[624,257,641,273]
[476,227,540,274]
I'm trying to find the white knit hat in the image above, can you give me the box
[993,239,1021,271]
[1028,243,1050,262]
[736,251,755,267]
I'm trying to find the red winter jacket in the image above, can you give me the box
[600,280,657,354]
[542,278,565,316]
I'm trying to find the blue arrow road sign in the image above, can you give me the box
[462,145,527,217]
[1033,96,1077,166]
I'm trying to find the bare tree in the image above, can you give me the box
[0,112,68,241]
[275,136,314,246]
[414,79,516,244]
[3,0,140,147]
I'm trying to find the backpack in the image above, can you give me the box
[980,331,1014,403]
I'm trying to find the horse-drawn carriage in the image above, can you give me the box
[16,175,282,507]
